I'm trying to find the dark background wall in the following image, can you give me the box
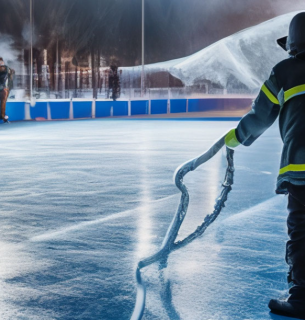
[1,0,305,66]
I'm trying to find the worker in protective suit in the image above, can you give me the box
[0,57,14,123]
[225,12,305,319]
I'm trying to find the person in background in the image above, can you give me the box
[0,57,14,123]
[108,65,120,101]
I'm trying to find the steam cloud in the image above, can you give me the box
[0,34,19,67]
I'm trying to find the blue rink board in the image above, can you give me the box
[5,98,251,122]
[188,99,218,112]
[6,102,25,121]
[170,99,187,113]
[95,101,128,117]
[30,102,48,120]
[49,101,70,120]
[151,99,168,114]
[73,101,92,119]
[131,100,149,115]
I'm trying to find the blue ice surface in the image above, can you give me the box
[0,119,297,320]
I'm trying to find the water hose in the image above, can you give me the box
[130,134,235,320]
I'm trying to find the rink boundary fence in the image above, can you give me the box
[5,98,252,121]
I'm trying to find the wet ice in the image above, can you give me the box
[0,120,296,319]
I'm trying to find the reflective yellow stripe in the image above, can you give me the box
[225,129,240,148]
[284,84,305,102]
[261,84,279,105]
[279,164,305,175]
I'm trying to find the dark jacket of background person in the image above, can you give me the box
[0,58,14,120]
[108,65,120,101]
[0,64,14,91]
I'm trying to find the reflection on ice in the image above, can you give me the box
[131,137,234,319]
[0,242,46,279]
[136,139,155,261]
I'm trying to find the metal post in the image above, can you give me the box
[55,39,59,93]
[141,0,144,97]
[30,0,33,99]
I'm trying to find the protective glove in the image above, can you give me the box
[225,128,240,149]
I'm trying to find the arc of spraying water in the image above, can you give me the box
[130,133,235,320]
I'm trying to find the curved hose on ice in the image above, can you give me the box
[130,134,235,320]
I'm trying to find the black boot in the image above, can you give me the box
[269,184,305,319]
[269,296,305,319]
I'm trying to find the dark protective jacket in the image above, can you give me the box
[0,65,13,91]
[235,56,305,194]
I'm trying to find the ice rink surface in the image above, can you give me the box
[0,119,298,320]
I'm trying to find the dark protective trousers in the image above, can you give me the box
[286,184,305,300]
[0,88,9,119]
